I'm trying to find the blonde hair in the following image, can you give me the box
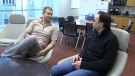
[42,6,53,14]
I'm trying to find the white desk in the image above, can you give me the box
[75,20,117,29]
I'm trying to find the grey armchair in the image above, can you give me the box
[0,14,26,46]
[58,27,129,76]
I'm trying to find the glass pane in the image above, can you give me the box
[0,0,55,31]
[3,0,5,4]
[6,0,8,4]
[0,0,20,31]
[9,0,11,4]
[12,0,14,4]
[22,0,43,20]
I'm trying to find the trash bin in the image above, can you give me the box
[85,13,94,20]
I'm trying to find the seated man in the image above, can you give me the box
[50,11,119,76]
[1,6,58,58]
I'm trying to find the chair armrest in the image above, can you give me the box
[57,56,73,64]
[14,31,25,44]
[29,49,54,64]
[57,54,78,64]
[106,51,128,76]
[38,49,53,64]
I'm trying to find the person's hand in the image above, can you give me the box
[73,55,81,63]
[24,33,30,39]
[38,40,46,48]
[72,58,82,69]
[35,50,45,57]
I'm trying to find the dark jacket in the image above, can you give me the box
[79,28,119,75]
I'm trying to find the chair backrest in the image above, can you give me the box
[111,28,129,52]
[106,28,129,76]
[63,21,77,35]
[9,14,25,24]
[58,17,65,29]
[0,14,26,39]
[26,18,38,27]
[127,20,132,27]
[67,16,74,22]
[86,23,94,38]
[126,21,134,33]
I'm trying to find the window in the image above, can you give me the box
[3,0,5,4]
[3,0,15,5]
[29,0,34,5]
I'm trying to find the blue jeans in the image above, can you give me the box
[1,35,43,57]
[50,61,101,76]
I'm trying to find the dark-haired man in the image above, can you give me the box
[50,11,119,76]
[1,6,58,58]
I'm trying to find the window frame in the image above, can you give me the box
[2,0,16,6]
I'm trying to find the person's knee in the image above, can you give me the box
[28,35,37,41]
[50,65,58,76]
[50,65,57,73]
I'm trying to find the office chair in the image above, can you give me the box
[59,21,82,51]
[58,27,129,76]
[82,23,94,49]
[67,16,74,22]
[121,20,134,33]
[58,17,65,36]
[0,14,26,46]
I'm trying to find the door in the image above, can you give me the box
[96,1,109,15]
[96,1,109,10]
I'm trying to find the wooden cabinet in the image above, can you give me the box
[115,16,124,28]
[127,0,135,6]
[111,15,135,31]
[111,16,124,29]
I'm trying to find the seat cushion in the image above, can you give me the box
[0,38,16,43]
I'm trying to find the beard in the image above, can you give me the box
[43,17,51,22]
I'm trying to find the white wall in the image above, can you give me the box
[79,0,98,20]
[58,0,79,18]
[40,0,80,18]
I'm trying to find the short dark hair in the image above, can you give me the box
[42,6,53,14]
[98,11,111,28]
